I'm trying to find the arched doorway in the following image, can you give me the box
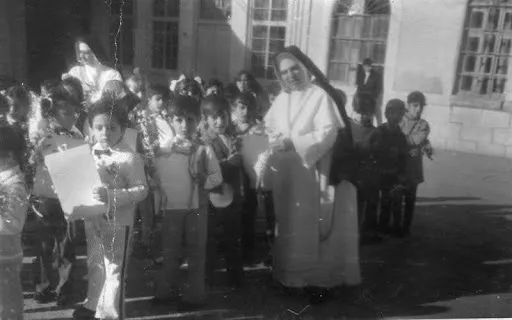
[328,0,391,85]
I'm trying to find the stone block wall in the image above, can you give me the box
[426,105,512,159]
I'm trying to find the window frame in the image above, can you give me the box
[151,0,180,71]
[327,0,390,86]
[453,0,512,105]
[198,0,232,24]
[248,0,289,81]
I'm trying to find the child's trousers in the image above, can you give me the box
[357,186,379,234]
[379,186,403,233]
[32,197,75,296]
[207,201,243,285]
[402,184,418,234]
[83,217,132,320]
[155,209,207,303]
[0,258,23,320]
[242,189,275,258]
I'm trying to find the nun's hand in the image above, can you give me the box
[270,138,294,152]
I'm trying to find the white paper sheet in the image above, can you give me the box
[123,128,138,152]
[240,134,270,188]
[45,144,107,221]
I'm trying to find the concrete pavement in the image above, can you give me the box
[21,150,512,319]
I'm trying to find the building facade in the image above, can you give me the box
[4,0,512,158]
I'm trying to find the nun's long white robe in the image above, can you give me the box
[265,84,361,288]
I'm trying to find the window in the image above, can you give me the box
[200,0,231,21]
[110,0,135,67]
[152,0,180,70]
[328,0,390,84]
[250,0,288,79]
[454,0,512,98]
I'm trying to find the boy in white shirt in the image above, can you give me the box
[73,100,148,320]
[151,96,223,310]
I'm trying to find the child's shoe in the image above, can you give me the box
[34,287,55,304]
[72,306,97,320]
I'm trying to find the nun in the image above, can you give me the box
[264,46,361,303]
[63,36,122,106]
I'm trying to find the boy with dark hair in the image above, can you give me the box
[151,96,223,310]
[376,99,408,237]
[351,98,381,244]
[399,91,432,237]
[73,99,148,320]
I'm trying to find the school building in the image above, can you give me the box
[2,0,512,158]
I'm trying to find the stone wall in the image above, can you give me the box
[426,105,512,159]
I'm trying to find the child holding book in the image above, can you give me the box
[73,99,148,320]
[31,84,83,306]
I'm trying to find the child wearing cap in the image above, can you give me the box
[399,91,432,237]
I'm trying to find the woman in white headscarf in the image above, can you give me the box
[264,46,360,303]
[62,36,122,106]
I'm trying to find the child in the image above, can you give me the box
[205,78,224,97]
[0,124,28,320]
[151,96,223,309]
[72,99,148,320]
[132,84,173,248]
[62,76,87,134]
[174,77,203,102]
[399,91,431,237]
[31,84,83,306]
[224,83,241,110]
[376,99,408,237]
[201,95,245,286]
[125,68,144,99]
[231,92,272,262]
[101,80,141,116]
[351,101,381,244]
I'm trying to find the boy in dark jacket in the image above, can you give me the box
[376,99,408,237]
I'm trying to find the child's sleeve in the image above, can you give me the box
[106,153,148,208]
[204,145,223,190]
[0,183,28,235]
[406,120,430,148]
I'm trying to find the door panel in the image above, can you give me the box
[196,24,231,83]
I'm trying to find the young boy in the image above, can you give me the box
[200,95,245,286]
[376,99,408,237]
[231,92,274,262]
[72,100,148,320]
[151,96,223,310]
[399,91,431,237]
[0,124,28,320]
[351,101,381,244]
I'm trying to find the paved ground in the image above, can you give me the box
[21,150,512,319]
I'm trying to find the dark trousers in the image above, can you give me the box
[357,186,379,234]
[242,189,275,259]
[379,186,403,233]
[402,184,418,233]
[206,201,243,285]
[32,198,75,295]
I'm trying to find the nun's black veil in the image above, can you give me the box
[272,45,356,186]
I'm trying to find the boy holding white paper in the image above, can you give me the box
[73,100,147,320]
[31,83,84,306]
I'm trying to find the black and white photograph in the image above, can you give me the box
[1,0,511,319]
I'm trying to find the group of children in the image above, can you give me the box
[350,91,432,244]
[0,69,276,319]
[0,67,432,319]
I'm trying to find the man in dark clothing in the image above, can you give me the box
[355,58,382,123]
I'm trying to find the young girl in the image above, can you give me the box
[31,83,83,306]
[231,92,273,262]
[234,70,270,120]
[174,77,203,102]
[201,95,245,287]
[0,124,28,320]
[132,84,173,248]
